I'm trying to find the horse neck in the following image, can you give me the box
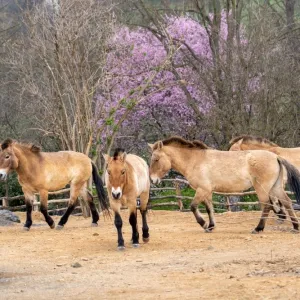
[123,161,135,190]
[13,145,40,176]
[164,146,194,177]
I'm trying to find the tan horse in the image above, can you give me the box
[229,135,300,169]
[0,139,109,230]
[149,136,300,233]
[104,148,150,249]
[229,135,300,219]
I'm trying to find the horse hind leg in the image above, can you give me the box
[191,188,214,232]
[128,202,139,247]
[39,190,55,229]
[23,192,34,231]
[80,187,99,226]
[139,191,150,243]
[56,182,82,229]
[269,196,287,223]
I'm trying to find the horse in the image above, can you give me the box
[104,148,150,250]
[229,135,300,217]
[229,135,300,169]
[0,138,109,230]
[148,136,300,233]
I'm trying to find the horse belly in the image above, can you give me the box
[214,175,252,193]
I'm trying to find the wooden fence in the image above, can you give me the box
[0,178,295,215]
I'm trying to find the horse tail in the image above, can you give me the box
[278,157,300,204]
[91,162,110,213]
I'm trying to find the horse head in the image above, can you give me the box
[104,148,128,200]
[0,138,19,180]
[148,141,171,184]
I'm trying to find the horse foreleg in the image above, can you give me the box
[23,192,34,231]
[140,191,150,243]
[191,188,212,232]
[111,201,124,249]
[128,204,139,247]
[39,190,55,229]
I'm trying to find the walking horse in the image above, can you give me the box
[149,136,300,233]
[104,148,150,249]
[0,139,109,230]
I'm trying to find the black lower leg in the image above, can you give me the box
[141,210,149,240]
[115,213,124,247]
[291,217,299,231]
[88,201,99,224]
[129,212,139,244]
[24,202,33,229]
[254,205,271,232]
[40,205,54,228]
[205,206,215,229]
[58,203,77,226]
[191,204,206,228]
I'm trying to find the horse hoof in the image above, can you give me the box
[132,243,140,248]
[50,222,55,229]
[205,228,213,233]
[91,223,98,227]
[291,229,299,234]
[251,229,259,234]
[56,225,64,230]
[143,237,150,243]
[23,227,30,231]
[117,246,125,251]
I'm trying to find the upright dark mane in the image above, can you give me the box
[113,148,125,160]
[157,136,209,150]
[229,135,278,147]
[1,138,41,154]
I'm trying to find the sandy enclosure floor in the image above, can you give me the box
[1,210,300,300]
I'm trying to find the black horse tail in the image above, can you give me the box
[91,162,110,213]
[278,157,300,204]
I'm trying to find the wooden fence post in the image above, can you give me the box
[175,181,183,211]
[226,196,231,212]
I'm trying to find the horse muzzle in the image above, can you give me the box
[150,176,161,185]
[112,187,122,200]
[0,170,7,181]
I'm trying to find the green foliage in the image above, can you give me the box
[0,172,23,206]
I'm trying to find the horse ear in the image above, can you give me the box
[237,139,243,146]
[1,138,13,150]
[102,154,109,162]
[148,143,154,152]
[120,152,127,162]
[157,141,163,150]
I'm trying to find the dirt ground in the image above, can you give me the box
[1,210,300,300]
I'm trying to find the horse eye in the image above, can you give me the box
[107,170,111,175]
[5,155,9,159]
[121,169,126,175]
[155,158,159,162]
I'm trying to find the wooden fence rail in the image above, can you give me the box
[0,178,296,214]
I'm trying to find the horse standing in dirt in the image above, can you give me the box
[104,149,150,250]
[0,139,109,230]
[149,136,300,233]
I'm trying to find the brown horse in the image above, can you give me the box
[0,139,109,230]
[104,148,150,250]
[148,136,300,233]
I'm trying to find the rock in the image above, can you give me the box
[93,233,99,236]
[82,258,89,261]
[71,262,82,268]
[0,210,20,226]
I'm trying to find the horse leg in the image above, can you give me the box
[272,189,299,232]
[56,183,82,229]
[139,191,150,243]
[39,190,55,229]
[128,203,139,247]
[252,184,272,233]
[203,194,215,232]
[23,192,34,231]
[112,201,124,250]
[80,184,99,226]
[191,188,213,232]
[270,196,287,223]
